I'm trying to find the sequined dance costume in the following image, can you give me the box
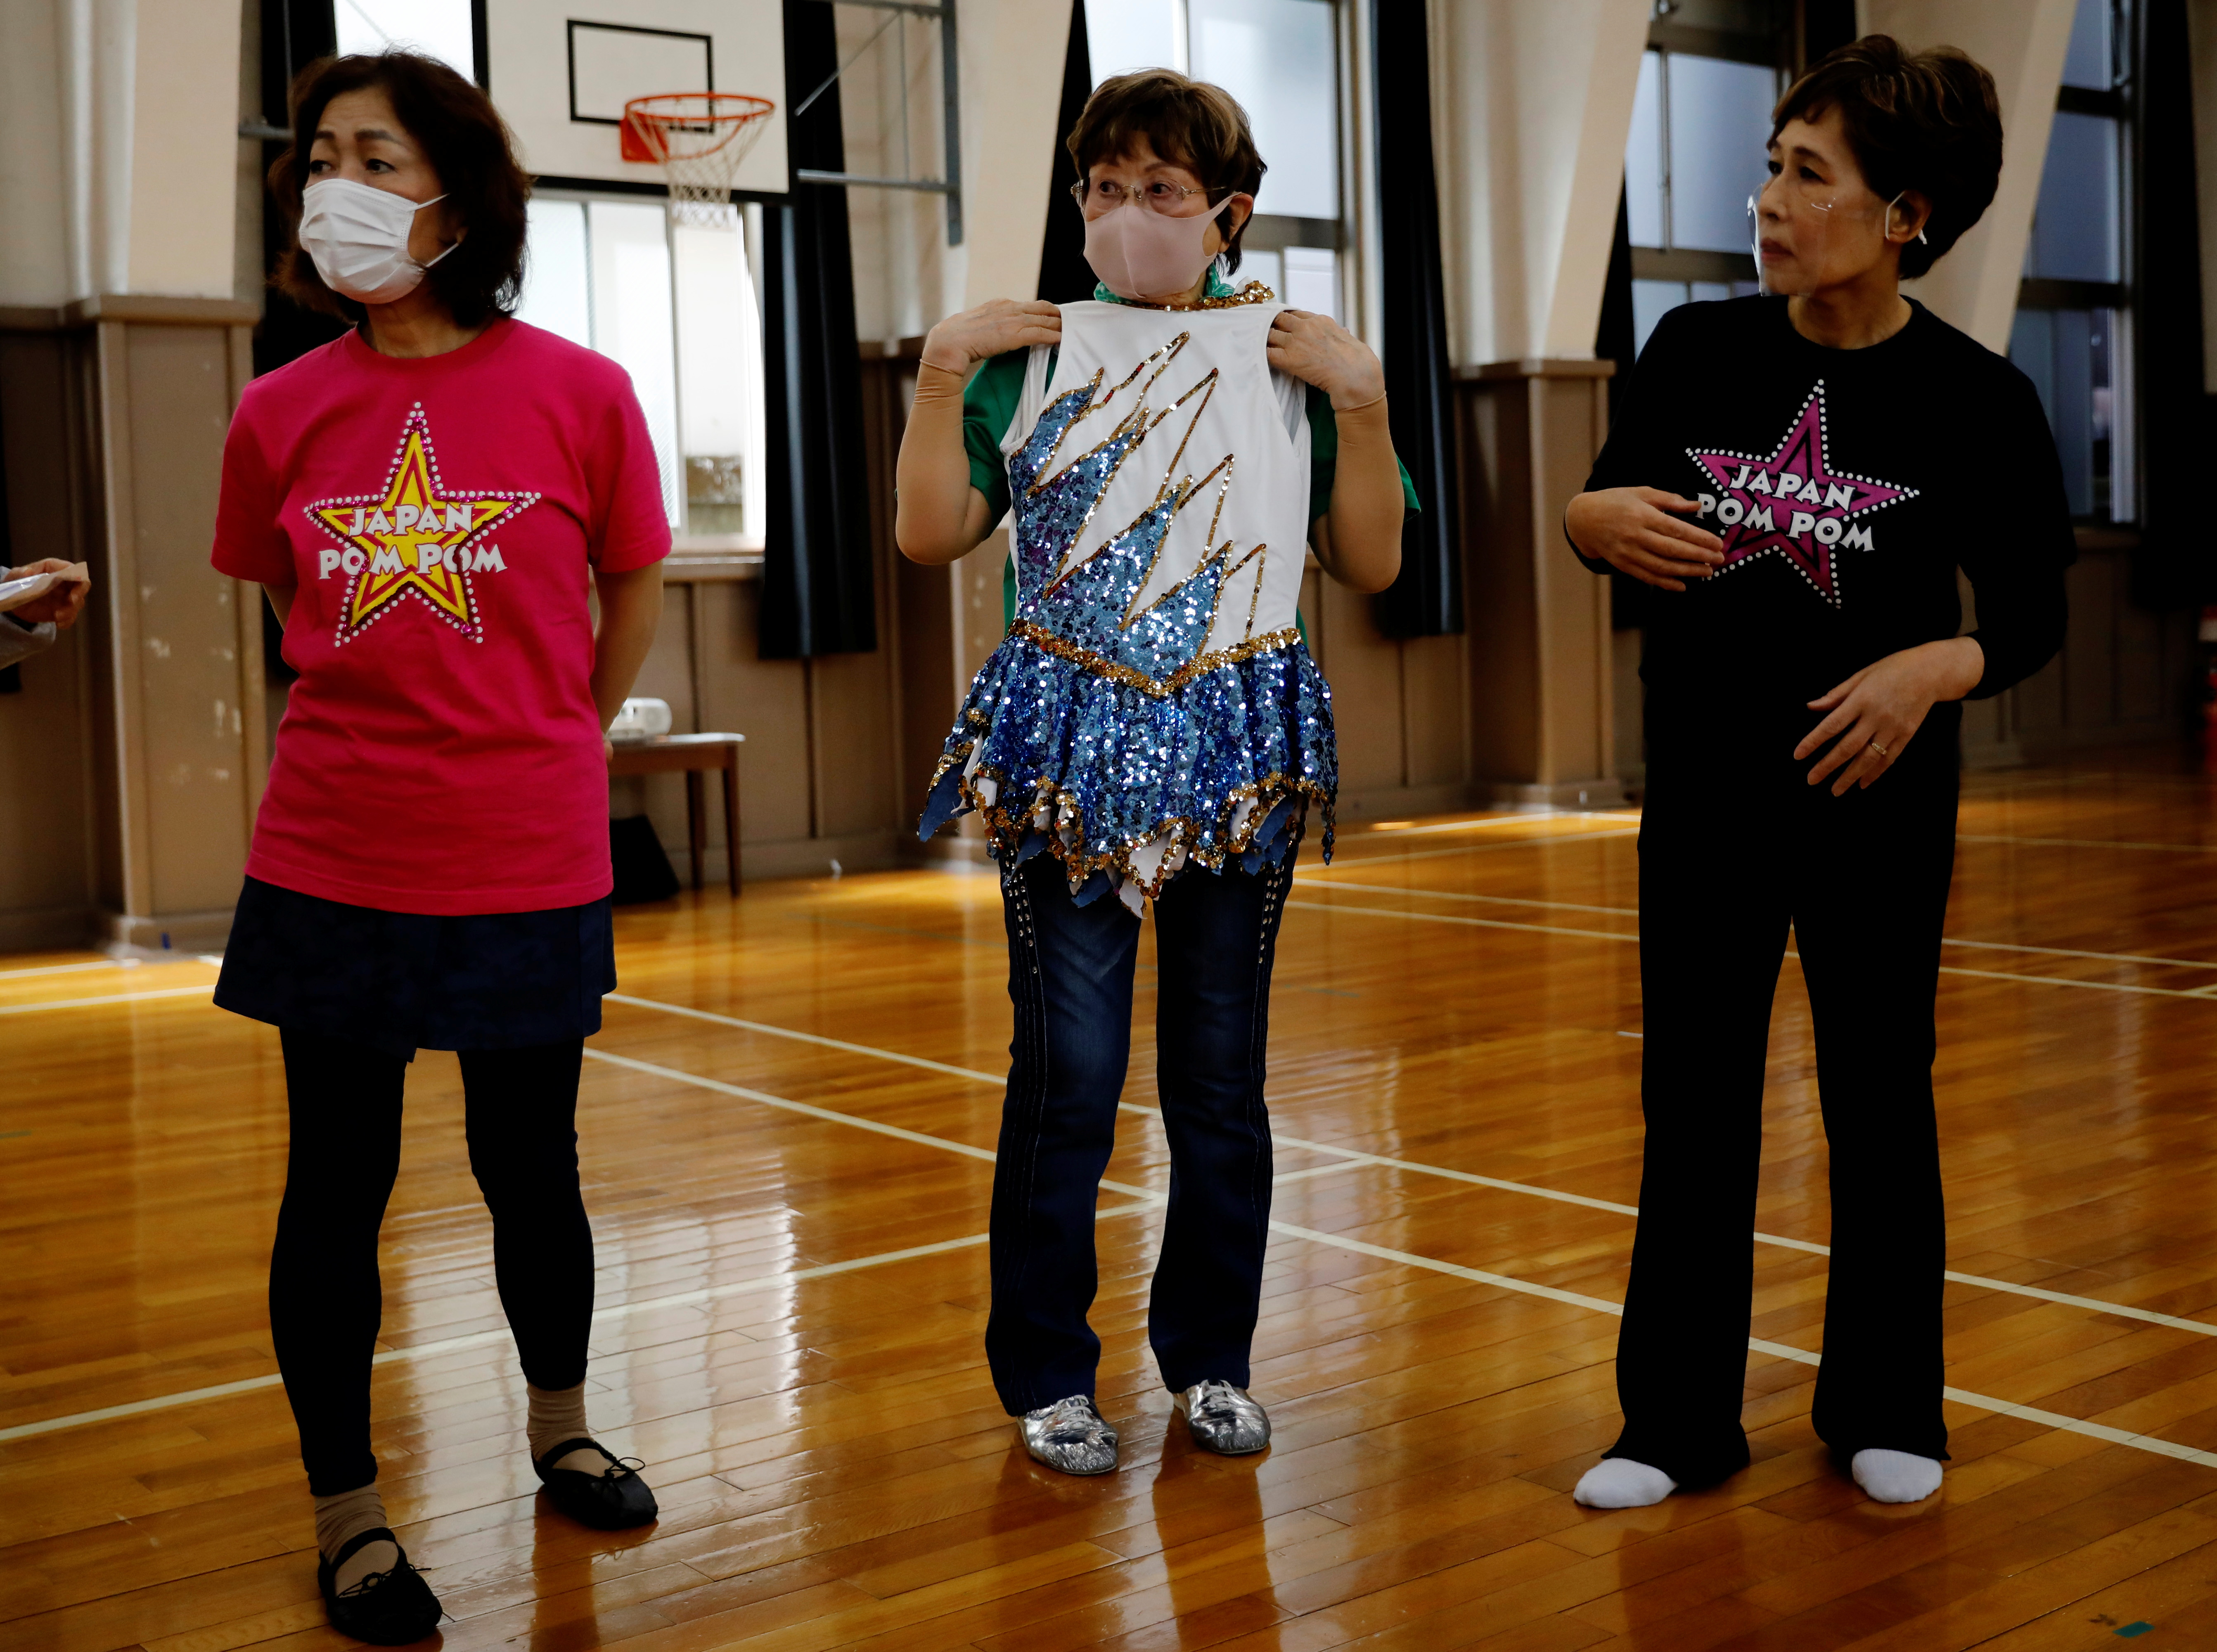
[919,289,1335,911]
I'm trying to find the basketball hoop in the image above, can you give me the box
[622,92,776,226]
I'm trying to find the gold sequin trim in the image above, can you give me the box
[923,752,1332,901]
[1112,281,1279,312]
[1007,619,1302,697]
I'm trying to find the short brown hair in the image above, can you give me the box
[269,51,531,327]
[1772,36,2002,280]
[1067,70,1266,274]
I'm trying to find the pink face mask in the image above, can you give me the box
[1084,201,1220,300]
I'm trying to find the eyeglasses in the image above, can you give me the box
[1068,177,1236,215]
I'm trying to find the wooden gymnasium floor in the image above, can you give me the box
[8,756,2217,1652]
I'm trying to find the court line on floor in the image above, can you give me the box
[1322,829,1641,869]
[602,993,2217,1342]
[0,1224,1046,1446]
[1281,899,2217,1002]
[0,983,215,1018]
[1352,812,1643,839]
[1958,834,2217,855]
[11,1055,2209,1472]
[0,959,144,982]
[1297,878,2217,974]
[1,982,2199,1342]
[577,1048,2217,1473]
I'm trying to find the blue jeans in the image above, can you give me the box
[985,840,1296,1414]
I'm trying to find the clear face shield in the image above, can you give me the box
[1748,174,1922,297]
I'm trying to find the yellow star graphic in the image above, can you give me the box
[308,407,537,643]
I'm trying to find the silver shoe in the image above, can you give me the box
[1017,1394,1119,1476]
[1175,1380,1271,1454]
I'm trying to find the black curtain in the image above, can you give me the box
[255,0,349,382]
[760,0,877,658]
[2132,0,2212,610]
[1369,0,1461,639]
[1037,0,1095,303]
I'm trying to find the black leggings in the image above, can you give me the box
[270,1029,595,1496]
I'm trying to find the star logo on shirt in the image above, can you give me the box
[306,405,538,644]
[1685,382,1915,606]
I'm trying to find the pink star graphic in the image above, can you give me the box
[1684,381,1916,606]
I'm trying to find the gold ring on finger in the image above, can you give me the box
[1869,739,1889,758]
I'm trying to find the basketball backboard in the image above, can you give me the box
[483,0,788,195]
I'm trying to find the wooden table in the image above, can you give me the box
[607,733,747,894]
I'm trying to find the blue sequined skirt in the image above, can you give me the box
[918,627,1336,903]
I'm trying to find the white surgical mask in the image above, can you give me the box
[298,177,456,305]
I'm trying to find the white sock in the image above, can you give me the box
[527,1381,609,1476]
[1852,1448,1942,1504]
[1573,1457,1677,1508]
[313,1484,398,1594]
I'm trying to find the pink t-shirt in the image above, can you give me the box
[212,319,669,915]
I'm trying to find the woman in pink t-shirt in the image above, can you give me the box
[210,51,668,1642]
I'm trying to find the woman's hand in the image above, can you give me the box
[919,299,1062,376]
[1795,637,1985,794]
[1266,310,1385,409]
[1564,488,1724,592]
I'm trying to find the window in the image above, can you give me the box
[1621,4,1783,352]
[334,0,475,79]
[515,196,769,547]
[1085,0,1344,320]
[2009,0,2133,522]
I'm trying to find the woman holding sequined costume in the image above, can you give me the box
[896,71,1412,1477]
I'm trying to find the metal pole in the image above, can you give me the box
[939,0,963,244]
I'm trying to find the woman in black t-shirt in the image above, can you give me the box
[1563,38,2070,1509]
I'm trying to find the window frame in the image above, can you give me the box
[2013,0,2137,526]
[522,187,772,554]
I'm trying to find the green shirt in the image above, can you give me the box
[961,277,1420,626]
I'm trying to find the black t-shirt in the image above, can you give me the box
[1581,296,2072,722]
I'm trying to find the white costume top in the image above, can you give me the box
[919,285,1338,909]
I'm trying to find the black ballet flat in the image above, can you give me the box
[316,1527,442,1646]
[533,1436,658,1530]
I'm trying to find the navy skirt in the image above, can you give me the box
[215,877,617,1061]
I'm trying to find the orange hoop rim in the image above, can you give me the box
[621,92,776,164]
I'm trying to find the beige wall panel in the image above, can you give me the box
[695,580,812,847]
[1462,387,1540,780]
[0,334,93,937]
[1319,581,1407,803]
[895,557,959,808]
[810,645,900,843]
[123,324,253,914]
[2062,554,2116,731]
[2115,577,2170,726]
[1401,632,1468,789]
[1534,378,1610,783]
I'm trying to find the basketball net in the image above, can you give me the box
[622,92,776,228]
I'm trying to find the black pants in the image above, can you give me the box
[270,1029,595,1496]
[985,842,1294,1414]
[1611,706,1959,1486]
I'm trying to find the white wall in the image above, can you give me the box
[1864,0,2077,352]
[842,0,1073,343]
[0,0,72,306]
[0,0,242,308]
[1428,0,1650,367]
